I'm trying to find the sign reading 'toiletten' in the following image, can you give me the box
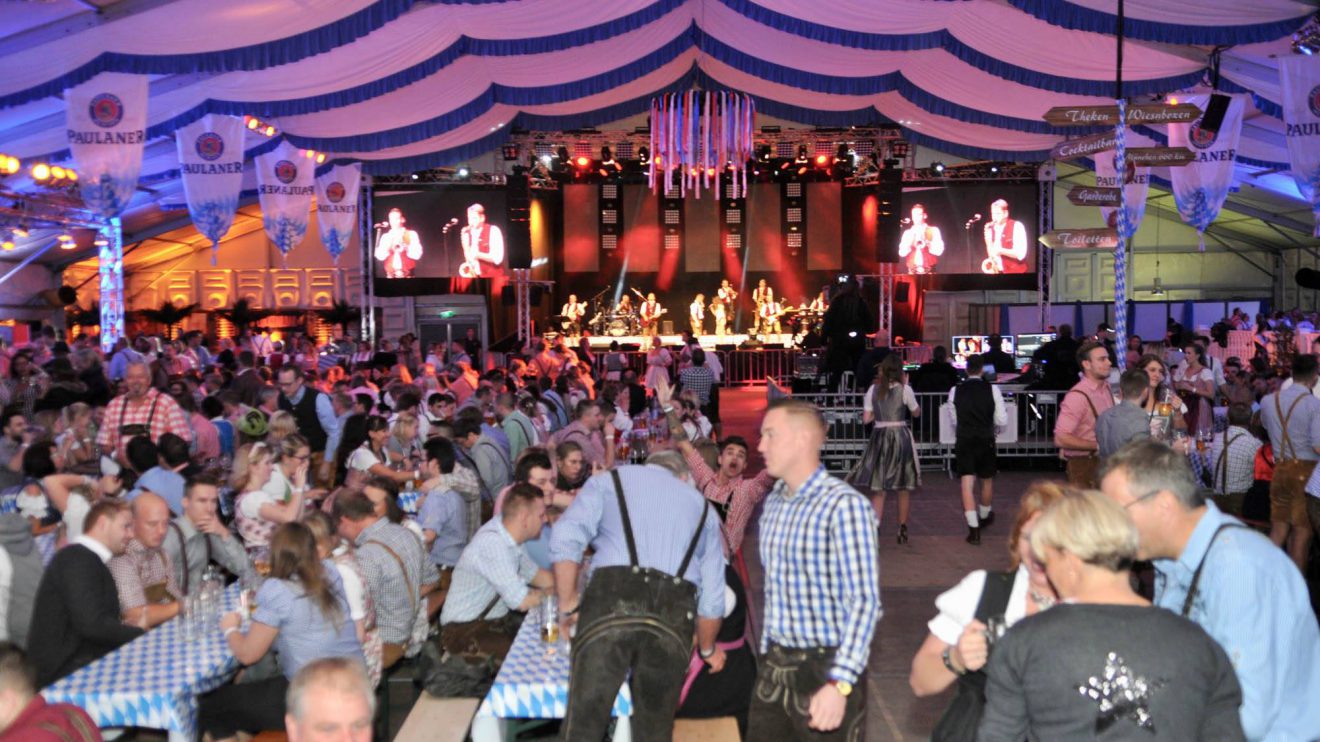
[1039,229,1120,249]
[1043,103,1203,127]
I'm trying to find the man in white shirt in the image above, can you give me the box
[947,356,1007,543]
[898,203,944,275]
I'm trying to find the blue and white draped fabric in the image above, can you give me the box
[1167,93,1245,252]
[255,140,316,263]
[175,114,246,264]
[314,162,361,264]
[1279,56,1320,238]
[64,72,149,218]
[1095,145,1150,236]
[1113,100,1129,371]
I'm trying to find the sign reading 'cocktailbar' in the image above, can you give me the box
[1043,103,1203,127]
[1066,186,1122,207]
[1038,229,1120,249]
[1050,133,1119,161]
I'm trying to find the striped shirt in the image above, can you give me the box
[95,389,193,461]
[108,539,182,611]
[680,446,773,558]
[441,518,539,623]
[759,466,881,685]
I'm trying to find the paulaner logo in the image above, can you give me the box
[1189,119,1218,150]
[89,93,123,128]
[195,132,224,162]
[325,182,346,203]
[1309,84,1320,119]
[274,160,298,184]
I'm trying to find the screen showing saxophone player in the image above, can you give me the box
[894,182,1037,276]
[371,186,526,292]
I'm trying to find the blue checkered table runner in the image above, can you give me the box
[42,584,243,741]
[398,487,422,515]
[477,613,632,720]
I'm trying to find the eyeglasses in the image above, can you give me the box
[1122,489,1161,510]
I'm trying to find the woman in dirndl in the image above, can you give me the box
[848,354,921,544]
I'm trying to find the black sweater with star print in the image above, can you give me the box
[978,603,1244,741]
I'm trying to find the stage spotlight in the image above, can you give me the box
[600,146,614,164]
[501,143,521,161]
[11,226,28,238]
[539,154,553,166]
[757,144,772,162]
[834,144,850,163]
[316,153,327,164]
[932,161,946,174]
[50,166,65,181]
[31,163,50,182]
[814,154,828,167]
[0,156,18,176]
[0,241,12,251]
[574,156,590,168]
[245,116,260,130]
[796,144,809,162]
[989,164,1000,174]
[456,166,470,178]
[410,173,420,180]
[637,145,650,164]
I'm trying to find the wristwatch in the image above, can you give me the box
[830,679,853,697]
[699,646,716,659]
[942,647,966,676]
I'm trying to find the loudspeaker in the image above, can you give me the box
[1297,268,1320,291]
[1198,93,1232,136]
[40,286,78,307]
[661,320,674,335]
[894,282,910,303]
[877,167,903,263]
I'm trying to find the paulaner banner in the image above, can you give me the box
[64,72,149,218]
[1095,151,1150,236]
[255,140,315,263]
[1168,93,1244,251]
[1279,55,1320,238]
[314,162,361,264]
[176,114,246,264]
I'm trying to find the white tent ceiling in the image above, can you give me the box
[0,0,1316,261]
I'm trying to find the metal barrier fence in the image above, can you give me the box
[785,389,1062,475]
[582,348,794,387]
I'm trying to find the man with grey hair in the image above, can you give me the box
[95,360,192,466]
[284,656,374,742]
[1099,439,1320,741]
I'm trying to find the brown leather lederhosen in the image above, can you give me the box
[116,392,161,456]
[1063,389,1102,489]
[1269,393,1315,527]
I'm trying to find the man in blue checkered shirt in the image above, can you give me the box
[750,398,881,740]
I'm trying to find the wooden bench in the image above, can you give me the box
[394,694,480,742]
[673,716,741,741]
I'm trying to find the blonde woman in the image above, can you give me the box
[978,490,1244,740]
[263,434,325,511]
[266,410,298,449]
[909,482,1067,734]
[385,412,423,470]
[233,443,299,553]
[55,402,97,470]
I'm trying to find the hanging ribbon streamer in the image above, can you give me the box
[1279,55,1320,238]
[315,162,362,264]
[176,114,246,265]
[649,91,755,199]
[1113,99,1129,371]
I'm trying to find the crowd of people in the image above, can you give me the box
[0,315,1316,742]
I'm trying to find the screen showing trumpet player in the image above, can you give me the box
[374,208,423,278]
[898,203,944,275]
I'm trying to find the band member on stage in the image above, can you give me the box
[616,294,633,317]
[982,198,1030,274]
[752,280,773,334]
[639,293,665,335]
[459,203,505,278]
[898,203,944,275]
[562,294,587,337]
[689,294,706,336]
[711,296,728,337]
[374,208,423,278]
[759,296,784,337]
[717,279,738,307]
[809,289,828,313]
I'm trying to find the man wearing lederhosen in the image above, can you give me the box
[551,453,726,742]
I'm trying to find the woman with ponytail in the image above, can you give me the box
[198,521,364,741]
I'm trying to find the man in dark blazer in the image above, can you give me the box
[29,500,143,687]
[230,350,266,408]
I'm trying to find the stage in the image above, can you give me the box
[575,333,797,350]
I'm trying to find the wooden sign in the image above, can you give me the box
[1125,147,1196,167]
[1039,229,1120,250]
[1043,103,1203,127]
[1066,186,1122,207]
[1051,132,1118,161]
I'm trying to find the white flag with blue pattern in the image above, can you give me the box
[315,162,361,264]
[176,114,246,264]
[64,72,149,218]
[1168,93,1243,251]
[1279,55,1320,238]
[255,140,315,263]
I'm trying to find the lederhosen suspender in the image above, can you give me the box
[118,392,161,442]
[1065,388,1102,454]
[169,521,212,595]
[1274,392,1307,461]
[1216,433,1245,494]
[1181,523,1247,617]
[610,470,708,580]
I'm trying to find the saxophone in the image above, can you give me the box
[458,227,481,278]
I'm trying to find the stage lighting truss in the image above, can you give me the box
[0,189,106,252]
[372,168,507,186]
[905,161,1036,182]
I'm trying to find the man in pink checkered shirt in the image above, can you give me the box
[96,362,193,466]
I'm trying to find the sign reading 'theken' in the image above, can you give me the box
[1043,103,1202,127]
[1038,229,1120,249]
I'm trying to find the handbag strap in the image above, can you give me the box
[366,538,418,616]
[1181,523,1247,617]
[973,571,1016,623]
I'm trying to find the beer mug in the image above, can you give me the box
[541,593,560,643]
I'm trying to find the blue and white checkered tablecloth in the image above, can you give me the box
[42,584,243,741]
[477,613,632,720]
[398,487,422,515]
